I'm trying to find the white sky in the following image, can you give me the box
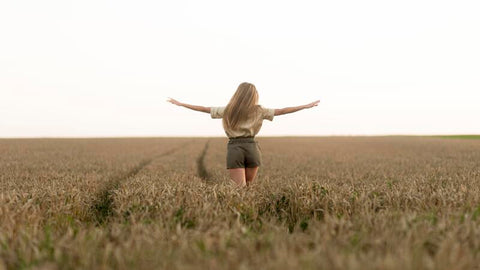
[1,0,479,137]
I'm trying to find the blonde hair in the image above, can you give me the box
[223,82,260,131]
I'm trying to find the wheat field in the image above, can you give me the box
[0,136,479,270]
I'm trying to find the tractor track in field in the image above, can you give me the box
[89,142,190,225]
[196,140,210,181]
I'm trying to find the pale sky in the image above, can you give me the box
[1,0,479,137]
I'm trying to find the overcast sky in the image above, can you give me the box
[1,0,479,137]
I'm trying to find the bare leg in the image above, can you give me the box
[228,168,246,187]
[245,166,259,186]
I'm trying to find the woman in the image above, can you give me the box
[167,82,320,187]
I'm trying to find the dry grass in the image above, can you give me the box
[0,136,479,269]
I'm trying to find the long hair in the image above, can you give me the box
[223,82,260,130]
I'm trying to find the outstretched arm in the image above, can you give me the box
[274,100,320,116]
[167,98,211,113]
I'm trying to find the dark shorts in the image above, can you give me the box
[226,137,262,169]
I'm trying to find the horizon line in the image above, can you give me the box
[0,134,478,139]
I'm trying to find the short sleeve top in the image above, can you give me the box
[210,105,275,138]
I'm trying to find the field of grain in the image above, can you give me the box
[1,136,479,270]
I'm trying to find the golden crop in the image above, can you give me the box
[0,136,479,269]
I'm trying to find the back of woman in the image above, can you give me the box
[210,82,274,139]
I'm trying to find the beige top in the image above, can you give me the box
[210,105,275,138]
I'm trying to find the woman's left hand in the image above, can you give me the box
[167,98,182,106]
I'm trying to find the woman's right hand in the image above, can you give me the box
[304,100,320,108]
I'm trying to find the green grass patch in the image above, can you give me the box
[433,135,480,140]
